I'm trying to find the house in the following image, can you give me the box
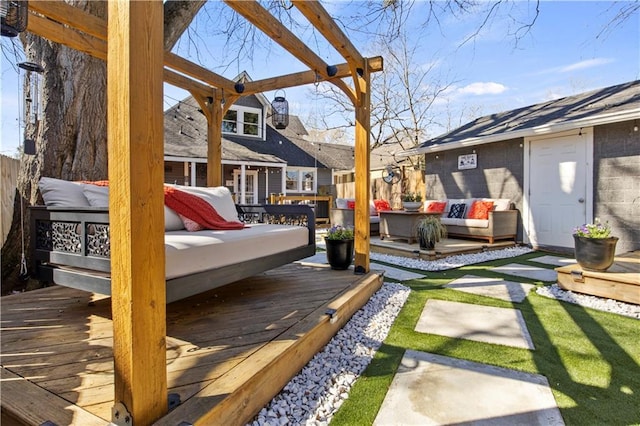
[402,80,640,254]
[163,78,354,209]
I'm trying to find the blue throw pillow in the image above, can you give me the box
[448,203,466,219]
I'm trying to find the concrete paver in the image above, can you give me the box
[374,350,564,425]
[445,274,535,303]
[415,299,534,349]
[491,263,558,282]
[529,255,575,267]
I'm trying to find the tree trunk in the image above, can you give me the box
[1,0,205,295]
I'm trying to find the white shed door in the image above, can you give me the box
[527,132,590,249]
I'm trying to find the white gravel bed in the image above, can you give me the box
[536,284,640,319]
[248,282,410,426]
[370,246,534,271]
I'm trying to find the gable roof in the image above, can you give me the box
[163,95,352,169]
[402,80,640,155]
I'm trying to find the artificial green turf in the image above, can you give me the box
[331,253,640,425]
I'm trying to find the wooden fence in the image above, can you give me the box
[335,166,425,210]
[1,155,20,246]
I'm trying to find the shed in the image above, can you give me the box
[402,80,640,253]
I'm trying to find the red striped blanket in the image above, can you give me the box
[163,186,245,230]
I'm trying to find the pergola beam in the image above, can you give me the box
[241,58,382,95]
[224,0,358,103]
[223,0,332,81]
[27,2,237,93]
[292,1,364,66]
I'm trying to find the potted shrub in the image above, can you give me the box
[573,219,618,272]
[401,192,423,211]
[415,216,447,250]
[324,225,355,270]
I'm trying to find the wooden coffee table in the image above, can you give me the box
[379,211,442,244]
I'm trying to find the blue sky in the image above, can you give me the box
[1,1,638,156]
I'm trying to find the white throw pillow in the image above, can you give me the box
[38,177,90,207]
[335,198,349,209]
[174,185,239,222]
[83,184,109,207]
[164,206,185,231]
[83,184,185,231]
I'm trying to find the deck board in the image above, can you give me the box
[1,262,383,425]
[556,251,640,304]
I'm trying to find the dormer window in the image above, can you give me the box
[223,106,263,138]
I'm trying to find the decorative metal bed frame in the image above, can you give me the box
[30,204,316,303]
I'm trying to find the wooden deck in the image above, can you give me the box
[370,235,517,259]
[1,262,383,425]
[556,250,640,304]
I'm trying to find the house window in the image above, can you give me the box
[222,110,237,134]
[286,168,316,193]
[244,112,259,136]
[222,106,262,138]
[286,171,299,191]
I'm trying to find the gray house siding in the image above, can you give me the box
[424,138,525,241]
[593,120,640,253]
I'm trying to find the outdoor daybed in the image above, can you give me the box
[30,178,316,303]
[424,198,517,244]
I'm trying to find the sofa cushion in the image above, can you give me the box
[448,203,467,218]
[336,198,354,209]
[374,199,391,212]
[39,177,91,207]
[489,198,511,211]
[441,217,489,228]
[425,201,447,213]
[468,200,494,220]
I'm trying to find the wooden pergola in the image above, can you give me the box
[23,1,382,424]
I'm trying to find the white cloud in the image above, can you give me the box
[458,82,508,95]
[559,58,614,73]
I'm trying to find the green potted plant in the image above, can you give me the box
[573,219,618,271]
[415,215,447,250]
[324,225,355,270]
[401,192,423,211]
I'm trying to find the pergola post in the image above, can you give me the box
[354,60,371,273]
[107,1,167,424]
[207,91,223,187]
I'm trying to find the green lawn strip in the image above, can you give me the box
[332,254,640,425]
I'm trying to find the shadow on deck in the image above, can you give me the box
[1,262,383,425]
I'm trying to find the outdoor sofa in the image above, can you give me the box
[329,197,393,235]
[30,178,316,303]
[424,198,517,244]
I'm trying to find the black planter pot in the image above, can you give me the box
[325,238,354,270]
[573,235,618,272]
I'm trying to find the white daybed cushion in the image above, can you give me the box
[173,185,239,222]
[82,184,185,231]
[164,223,308,280]
[39,177,91,207]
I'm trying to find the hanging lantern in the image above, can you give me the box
[1,1,28,37]
[18,61,43,156]
[18,61,44,126]
[271,90,289,130]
